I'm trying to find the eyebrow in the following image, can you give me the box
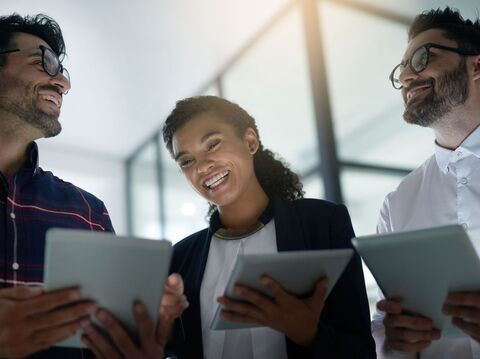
[174,131,221,161]
[27,49,42,57]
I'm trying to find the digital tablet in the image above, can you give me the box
[210,248,353,330]
[44,228,172,348]
[352,225,480,338]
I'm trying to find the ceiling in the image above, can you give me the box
[1,0,289,158]
[2,0,479,159]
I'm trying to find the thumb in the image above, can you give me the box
[165,273,184,294]
[305,278,328,311]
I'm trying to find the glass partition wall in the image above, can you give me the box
[126,0,441,316]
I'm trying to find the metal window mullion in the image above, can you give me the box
[301,0,343,203]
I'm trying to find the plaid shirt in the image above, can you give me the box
[0,142,114,358]
[0,142,114,286]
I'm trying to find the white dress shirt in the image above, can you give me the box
[372,126,480,359]
[200,220,288,359]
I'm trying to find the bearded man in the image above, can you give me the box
[372,7,480,359]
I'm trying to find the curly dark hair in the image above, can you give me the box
[409,7,480,53]
[162,96,304,216]
[0,13,66,66]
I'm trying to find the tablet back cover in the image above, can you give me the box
[44,228,172,347]
[353,225,480,338]
[210,248,353,330]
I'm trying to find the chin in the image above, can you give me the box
[40,119,62,138]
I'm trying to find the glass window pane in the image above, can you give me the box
[222,4,319,178]
[341,167,406,316]
[130,141,161,239]
[320,2,435,169]
[302,172,324,199]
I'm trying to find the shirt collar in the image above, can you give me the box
[435,125,480,174]
[23,142,40,176]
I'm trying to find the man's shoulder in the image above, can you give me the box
[35,167,106,207]
[387,154,437,199]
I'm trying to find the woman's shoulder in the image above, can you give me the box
[289,197,347,216]
[174,227,209,252]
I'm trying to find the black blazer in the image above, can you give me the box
[168,198,375,358]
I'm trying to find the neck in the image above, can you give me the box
[0,115,35,180]
[218,179,270,231]
[431,99,480,150]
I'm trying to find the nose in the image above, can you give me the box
[196,156,214,174]
[398,64,418,88]
[49,72,71,94]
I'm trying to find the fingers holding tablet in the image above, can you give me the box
[443,291,480,341]
[0,286,93,358]
[82,301,165,359]
[217,275,329,346]
[378,299,441,353]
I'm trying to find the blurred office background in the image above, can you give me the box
[3,0,479,315]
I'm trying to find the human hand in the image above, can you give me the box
[82,301,164,359]
[0,285,94,358]
[377,299,440,353]
[443,291,480,340]
[157,273,189,346]
[217,276,328,346]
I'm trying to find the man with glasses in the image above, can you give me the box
[372,7,480,359]
[0,14,186,358]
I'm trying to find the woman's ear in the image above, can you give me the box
[244,128,260,155]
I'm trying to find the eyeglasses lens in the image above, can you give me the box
[43,47,70,85]
[391,65,404,89]
[411,46,428,73]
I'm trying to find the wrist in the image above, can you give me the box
[287,325,317,347]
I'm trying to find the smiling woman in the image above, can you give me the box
[161,95,375,359]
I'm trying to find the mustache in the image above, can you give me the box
[38,85,63,95]
[405,78,434,92]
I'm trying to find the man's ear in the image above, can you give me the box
[244,128,259,155]
[471,55,480,82]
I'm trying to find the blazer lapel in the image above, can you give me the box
[273,198,308,252]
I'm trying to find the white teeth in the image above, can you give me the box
[407,86,430,102]
[204,171,229,188]
[42,95,60,108]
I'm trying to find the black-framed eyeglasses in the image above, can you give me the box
[389,42,478,89]
[0,45,70,86]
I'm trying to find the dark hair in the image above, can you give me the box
[408,7,480,53]
[0,13,65,66]
[163,96,304,216]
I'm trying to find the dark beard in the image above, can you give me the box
[0,76,62,138]
[403,58,469,127]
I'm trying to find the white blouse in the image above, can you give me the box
[200,220,288,359]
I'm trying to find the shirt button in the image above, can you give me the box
[12,262,19,270]
[462,223,469,230]
[10,212,15,219]
[460,177,469,185]
[457,151,463,157]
